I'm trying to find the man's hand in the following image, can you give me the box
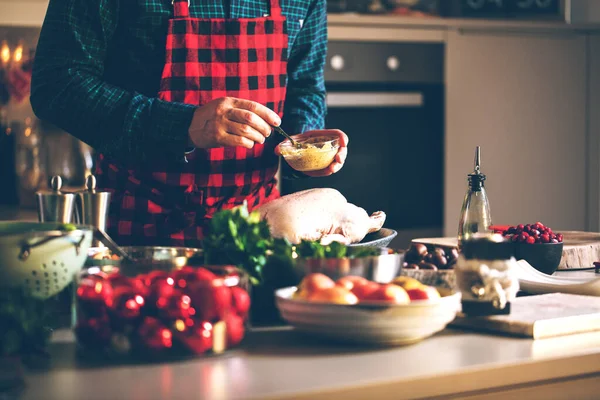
[188,97,281,149]
[275,129,349,177]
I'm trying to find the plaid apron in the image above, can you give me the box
[95,0,288,247]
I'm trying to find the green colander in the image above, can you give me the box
[0,222,93,300]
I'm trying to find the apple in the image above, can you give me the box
[308,286,359,305]
[336,276,369,291]
[406,285,441,301]
[297,273,336,297]
[364,284,410,304]
[392,276,424,291]
[351,281,380,300]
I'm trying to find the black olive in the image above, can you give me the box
[434,247,446,258]
[433,254,447,268]
[418,262,438,271]
[412,243,428,257]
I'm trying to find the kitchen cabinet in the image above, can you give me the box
[0,0,48,27]
[589,34,600,232]
[445,28,588,236]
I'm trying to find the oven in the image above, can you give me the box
[281,41,445,249]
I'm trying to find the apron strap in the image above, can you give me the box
[172,0,190,18]
[269,0,282,17]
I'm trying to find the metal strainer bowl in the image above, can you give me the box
[0,222,93,300]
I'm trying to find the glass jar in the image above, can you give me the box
[74,263,250,359]
[455,234,519,316]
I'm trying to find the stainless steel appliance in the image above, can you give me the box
[444,0,566,20]
[281,41,444,249]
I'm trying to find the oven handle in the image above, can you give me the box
[326,92,424,108]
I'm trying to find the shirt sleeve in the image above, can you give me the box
[281,0,327,135]
[30,0,196,162]
[280,0,327,179]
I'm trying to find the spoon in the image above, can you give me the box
[93,228,139,263]
[272,125,303,149]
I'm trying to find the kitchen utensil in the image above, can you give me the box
[35,176,76,223]
[293,247,404,283]
[514,259,600,297]
[76,175,111,247]
[85,245,203,271]
[91,228,138,264]
[451,292,600,339]
[278,135,340,172]
[272,125,300,148]
[275,286,461,345]
[0,222,93,300]
[348,228,398,248]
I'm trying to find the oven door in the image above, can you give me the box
[281,83,444,248]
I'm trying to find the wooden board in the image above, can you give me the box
[411,231,600,270]
[450,293,600,339]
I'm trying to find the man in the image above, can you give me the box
[30,0,347,247]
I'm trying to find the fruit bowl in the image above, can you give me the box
[74,264,250,360]
[275,286,460,346]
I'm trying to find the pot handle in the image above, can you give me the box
[19,230,87,261]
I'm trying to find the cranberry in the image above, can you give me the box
[551,239,559,244]
[541,234,550,243]
[175,321,214,355]
[526,236,535,244]
[156,291,194,320]
[512,235,519,242]
[188,283,232,322]
[531,229,540,237]
[517,224,525,231]
[230,286,251,317]
[196,267,218,281]
[224,314,245,347]
[557,234,564,242]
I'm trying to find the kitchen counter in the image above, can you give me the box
[19,326,600,400]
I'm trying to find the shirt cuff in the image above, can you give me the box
[149,98,198,159]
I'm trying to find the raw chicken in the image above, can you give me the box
[256,188,386,245]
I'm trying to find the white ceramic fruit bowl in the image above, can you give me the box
[275,287,461,346]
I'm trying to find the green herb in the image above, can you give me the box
[0,286,54,358]
[203,202,275,285]
[294,240,381,259]
[203,202,381,286]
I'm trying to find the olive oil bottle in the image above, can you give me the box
[458,146,492,247]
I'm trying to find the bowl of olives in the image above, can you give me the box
[403,243,458,271]
[399,243,459,291]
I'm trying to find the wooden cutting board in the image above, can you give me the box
[450,293,600,339]
[412,231,600,270]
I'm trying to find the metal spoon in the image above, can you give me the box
[272,125,303,149]
[93,228,139,263]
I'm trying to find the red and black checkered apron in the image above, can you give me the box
[94,0,288,247]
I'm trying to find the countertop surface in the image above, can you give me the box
[19,326,600,400]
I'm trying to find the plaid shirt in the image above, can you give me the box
[30,0,327,164]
